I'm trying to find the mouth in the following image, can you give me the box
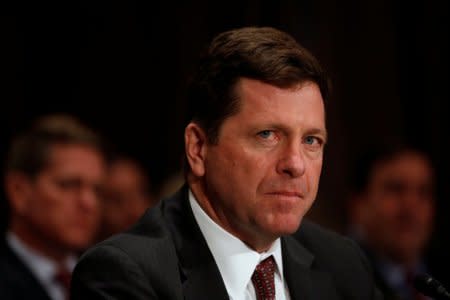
[266,191,304,198]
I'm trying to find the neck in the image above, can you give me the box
[366,240,421,271]
[10,218,70,263]
[188,176,276,253]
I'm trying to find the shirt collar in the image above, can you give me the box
[6,231,77,286]
[375,254,427,289]
[189,190,284,299]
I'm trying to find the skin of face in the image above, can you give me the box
[358,151,435,266]
[10,143,105,260]
[186,78,326,252]
[100,159,152,236]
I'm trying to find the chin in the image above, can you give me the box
[269,216,303,236]
[67,235,94,248]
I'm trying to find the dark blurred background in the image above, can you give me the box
[1,0,448,267]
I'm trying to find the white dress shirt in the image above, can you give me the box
[7,232,76,300]
[189,190,291,300]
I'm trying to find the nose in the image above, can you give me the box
[78,186,99,213]
[276,142,306,178]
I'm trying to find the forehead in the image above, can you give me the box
[231,78,326,129]
[108,160,147,184]
[372,152,433,183]
[45,143,105,173]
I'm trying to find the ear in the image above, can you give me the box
[184,122,208,177]
[4,172,33,216]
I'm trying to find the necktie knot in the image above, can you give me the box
[252,255,276,300]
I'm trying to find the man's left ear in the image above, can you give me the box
[4,171,33,216]
[184,122,208,177]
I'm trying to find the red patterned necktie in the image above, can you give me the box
[251,255,276,300]
[54,265,71,300]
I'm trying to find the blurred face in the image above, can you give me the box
[19,144,105,256]
[359,151,435,264]
[186,78,326,251]
[100,159,152,237]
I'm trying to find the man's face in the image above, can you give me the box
[189,78,326,250]
[100,159,152,237]
[22,144,105,253]
[360,152,435,263]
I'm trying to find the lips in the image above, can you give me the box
[266,191,304,198]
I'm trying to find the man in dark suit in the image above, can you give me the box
[347,145,445,300]
[0,115,106,300]
[72,26,383,299]
[95,155,157,242]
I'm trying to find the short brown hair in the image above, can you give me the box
[5,114,104,178]
[186,26,330,144]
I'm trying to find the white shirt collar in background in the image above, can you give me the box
[7,231,76,300]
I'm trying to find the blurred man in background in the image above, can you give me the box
[0,115,106,300]
[347,145,437,300]
[96,155,156,241]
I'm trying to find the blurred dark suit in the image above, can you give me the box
[0,240,52,300]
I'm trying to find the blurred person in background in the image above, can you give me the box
[347,145,439,300]
[96,155,156,241]
[0,115,106,300]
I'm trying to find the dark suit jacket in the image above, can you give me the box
[356,243,448,300]
[0,240,52,300]
[72,186,383,299]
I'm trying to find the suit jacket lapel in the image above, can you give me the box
[164,186,229,300]
[282,235,340,300]
[1,241,53,300]
[164,187,341,300]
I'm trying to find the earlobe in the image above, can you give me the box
[185,123,207,177]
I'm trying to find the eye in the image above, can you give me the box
[55,178,82,191]
[258,130,273,139]
[255,130,279,146]
[303,136,323,151]
[304,136,318,145]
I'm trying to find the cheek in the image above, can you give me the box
[211,146,265,183]
[378,204,399,223]
[305,160,323,192]
[28,188,59,215]
[365,197,393,224]
[28,200,64,231]
[418,202,434,225]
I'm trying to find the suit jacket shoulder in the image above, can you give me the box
[72,187,383,300]
[0,240,52,300]
[284,221,383,299]
[72,195,184,300]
